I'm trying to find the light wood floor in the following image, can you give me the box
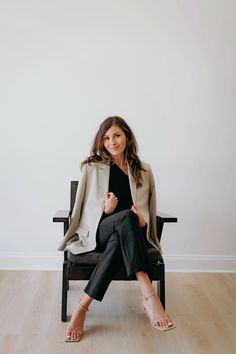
[0,271,235,354]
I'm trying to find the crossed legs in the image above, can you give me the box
[66,271,174,341]
[66,210,175,341]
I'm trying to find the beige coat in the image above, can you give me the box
[58,161,161,255]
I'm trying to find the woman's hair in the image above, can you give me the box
[81,116,145,187]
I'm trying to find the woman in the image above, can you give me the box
[58,116,175,342]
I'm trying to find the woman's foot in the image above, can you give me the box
[142,292,175,332]
[65,302,88,342]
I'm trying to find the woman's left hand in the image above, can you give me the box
[131,205,146,228]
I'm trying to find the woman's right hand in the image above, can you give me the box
[104,192,118,214]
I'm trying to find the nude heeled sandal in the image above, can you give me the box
[65,302,89,342]
[142,292,176,332]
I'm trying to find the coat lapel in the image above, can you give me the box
[97,163,137,204]
[128,166,137,204]
[98,163,110,195]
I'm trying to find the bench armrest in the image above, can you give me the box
[53,210,70,223]
[52,210,177,242]
[53,210,70,236]
[156,212,177,242]
[157,212,178,223]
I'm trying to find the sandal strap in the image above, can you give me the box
[79,302,89,312]
[143,291,156,301]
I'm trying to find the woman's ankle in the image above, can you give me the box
[141,284,156,300]
[80,298,92,311]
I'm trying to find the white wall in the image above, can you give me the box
[0,0,235,271]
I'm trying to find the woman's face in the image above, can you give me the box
[103,125,127,159]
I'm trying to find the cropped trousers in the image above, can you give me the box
[84,209,150,301]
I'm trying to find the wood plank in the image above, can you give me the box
[0,271,235,354]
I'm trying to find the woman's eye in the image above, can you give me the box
[104,137,109,141]
[115,134,120,138]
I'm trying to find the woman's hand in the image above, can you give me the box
[104,192,118,214]
[131,205,146,228]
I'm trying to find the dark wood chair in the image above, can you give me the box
[53,181,177,322]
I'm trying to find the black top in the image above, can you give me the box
[109,163,133,212]
[101,163,133,220]
[100,163,148,242]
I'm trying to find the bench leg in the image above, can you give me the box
[61,261,68,322]
[158,265,165,309]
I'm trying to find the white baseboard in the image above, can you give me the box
[0,252,64,271]
[164,254,236,272]
[0,252,235,272]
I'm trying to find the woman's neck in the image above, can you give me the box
[114,156,128,174]
[114,155,126,167]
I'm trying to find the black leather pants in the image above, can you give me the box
[84,209,149,301]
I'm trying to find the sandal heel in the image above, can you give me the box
[142,292,176,332]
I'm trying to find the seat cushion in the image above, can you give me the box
[68,247,163,266]
[68,251,102,265]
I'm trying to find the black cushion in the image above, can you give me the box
[68,247,163,267]
[68,251,102,265]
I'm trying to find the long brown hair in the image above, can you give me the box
[81,116,145,187]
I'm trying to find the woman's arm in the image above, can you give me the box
[57,164,88,251]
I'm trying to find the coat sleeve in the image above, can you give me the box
[148,166,162,253]
[57,164,88,251]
